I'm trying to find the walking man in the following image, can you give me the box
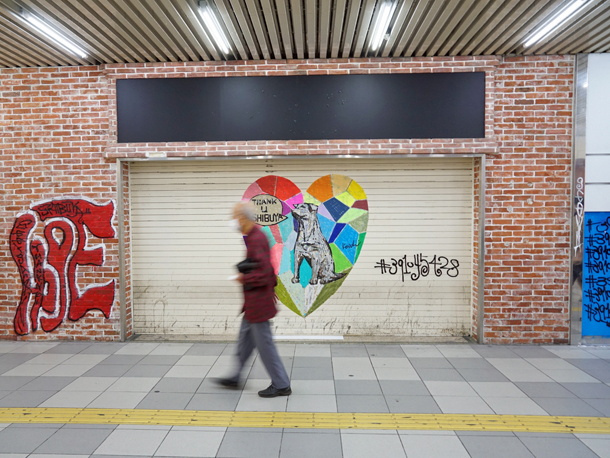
[217,201,291,397]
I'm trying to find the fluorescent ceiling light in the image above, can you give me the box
[199,5,230,54]
[370,1,397,51]
[524,0,586,47]
[25,15,87,59]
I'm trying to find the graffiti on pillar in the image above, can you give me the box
[242,175,368,317]
[10,198,116,335]
[582,212,610,336]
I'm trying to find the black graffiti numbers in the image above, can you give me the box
[584,217,610,327]
[375,254,459,281]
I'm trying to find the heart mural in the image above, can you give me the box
[242,174,368,317]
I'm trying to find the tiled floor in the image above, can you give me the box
[1,340,610,457]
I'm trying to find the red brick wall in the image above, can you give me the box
[485,56,574,344]
[0,56,574,343]
[0,66,120,340]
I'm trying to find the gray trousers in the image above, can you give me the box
[229,318,290,389]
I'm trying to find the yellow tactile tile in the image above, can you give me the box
[1,408,610,434]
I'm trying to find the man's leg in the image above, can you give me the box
[226,317,255,383]
[251,320,290,389]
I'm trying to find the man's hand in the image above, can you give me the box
[237,273,244,284]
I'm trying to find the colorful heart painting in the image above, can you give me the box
[242,174,368,317]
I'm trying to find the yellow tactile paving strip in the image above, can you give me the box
[1,408,610,434]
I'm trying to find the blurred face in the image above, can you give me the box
[231,206,246,232]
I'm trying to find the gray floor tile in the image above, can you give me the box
[136,392,193,410]
[0,363,21,375]
[18,376,76,391]
[366,345,406,358]
[337,395,389,413]
[0,353,38,365]
[138,355,182,365]
[533,397,604,416]
[185,343,227,355]
[583,398,610,416]
[83,364,131,377]
[562,382,610,398]
[289,379,334,395]
[155,429,225,457]
[331,345,369,357]
[341,432,407,458]
[578,436,610,458]
[416,368,464,381]
[410,358,453,369]
[34,427,112,454]
[93,428,168,456]
[185,393,241,411]
[217,431,282,458]
[472,346,517,358]
[458,368,510,382]
[280,431,342,458]
[79,343,126,354]
[519,436,599,458]
[220,344,238,356]
[99,355,144,365]
[196,378,240,394]
[287,394,337,412]
[386,395,441,413]
[515,382,576,398]
[153,378,202,393]
[457,430,516,436]
[448,358,495,369]
[335,380,382,395]
[290,366,333,380]
[292,357,332,368]
[510,347,559,359]
[123,364,172,377]
[43,343,92,354]
[0,426,59,453]
[0,390,57,407]
[400,434,470,458]
[0,376,35,390]
[434,396,494,414]
[460,435,534,458]
[484,396,549,415]
[88,455,151,458]
[379,380,429,396]
[88,391,148,409]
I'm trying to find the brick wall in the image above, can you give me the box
[0,55,574,343]
[0,66,119,340]
[486,56,574,344]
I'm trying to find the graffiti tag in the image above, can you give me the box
[574,177,585,254]
[10,198,116,335]
[375,254,460,282]
[583,215,610,329]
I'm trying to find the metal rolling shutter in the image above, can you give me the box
[130,157,473,337]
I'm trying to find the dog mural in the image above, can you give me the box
[242,174,368,317]
[291,203,345,285]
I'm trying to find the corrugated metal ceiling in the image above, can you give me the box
[0,0,608,68]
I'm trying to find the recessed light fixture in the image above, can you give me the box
[198,2,231,54]
[24,14,87,59]
[524,0,587,47]
[370,1,397,52]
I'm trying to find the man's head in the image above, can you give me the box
[232,201,257,234]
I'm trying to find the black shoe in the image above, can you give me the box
[258,384,292,398]
[214,378,239,389]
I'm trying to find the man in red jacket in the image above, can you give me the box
[216,201,291,397]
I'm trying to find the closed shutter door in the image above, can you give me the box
[130,157,473,337]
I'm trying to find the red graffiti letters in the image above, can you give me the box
[10,199,116,335]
